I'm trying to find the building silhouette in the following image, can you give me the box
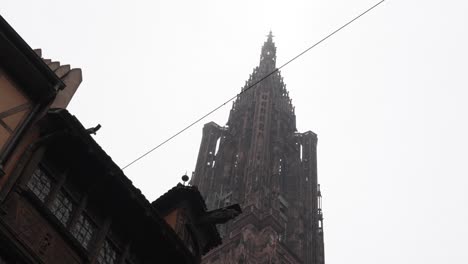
[0,15,240,264]
[191,32,325,264]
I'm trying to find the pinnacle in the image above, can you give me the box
[267,30,274,42]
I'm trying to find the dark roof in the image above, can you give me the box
[0,15,65,102]
[152,184,208,215]
[43,108,197,263]
[152,184,222,254]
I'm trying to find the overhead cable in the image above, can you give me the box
[121,0,385,170]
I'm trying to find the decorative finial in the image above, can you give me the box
[181,172,189,186]
[267,30,274,41]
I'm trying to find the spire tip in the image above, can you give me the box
[267,30,274,41]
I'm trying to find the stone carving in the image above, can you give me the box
[38,232,53,255]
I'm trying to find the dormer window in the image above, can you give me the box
[152,184,241,257]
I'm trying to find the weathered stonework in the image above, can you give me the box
[192,32,325,264]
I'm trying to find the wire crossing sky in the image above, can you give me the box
[3,0,468,263]
[121,0,386,170]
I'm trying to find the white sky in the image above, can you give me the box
[2,0,468,263]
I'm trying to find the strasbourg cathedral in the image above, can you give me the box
[191,32,325,264]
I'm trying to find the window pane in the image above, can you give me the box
[97,240,118,264]
[50,191,73,225]
[27,168,51,201]
[71,214,96,249]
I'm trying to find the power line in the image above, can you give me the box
[121,0,385,170]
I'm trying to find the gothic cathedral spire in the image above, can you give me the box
[259,31,276,71]
[191,33,324,264]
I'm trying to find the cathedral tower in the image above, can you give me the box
[191,32,325,264]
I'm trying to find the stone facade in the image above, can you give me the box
[191,33,325,264]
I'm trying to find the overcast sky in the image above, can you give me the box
[2,0,468,263]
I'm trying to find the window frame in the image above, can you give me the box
[26,166,53,202]
[49,190,74,226]
[96,239,119,264]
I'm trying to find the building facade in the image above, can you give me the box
[0,15,240,264]
[191,33,325,264]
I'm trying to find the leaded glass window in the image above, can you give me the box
[50,191,73,225]
[71,214,96,249]
[27,168,51,201]
[97,240,118,264]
